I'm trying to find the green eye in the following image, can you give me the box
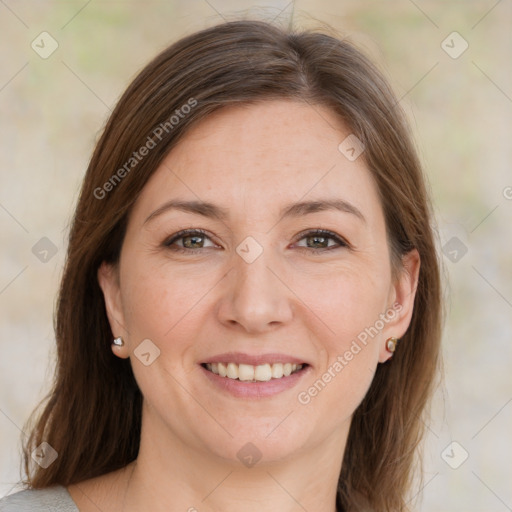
[294,230,348,251]
[163,228,349,254]
[163,229,214,251]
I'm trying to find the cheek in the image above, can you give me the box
[120,259,219,355]
[318,352,377,428]
[122,278,171,339]
[292,265,388,409]
[292,262,390,344]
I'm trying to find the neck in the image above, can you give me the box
[122,405,347,512]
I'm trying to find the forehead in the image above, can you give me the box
[130,100,383,227]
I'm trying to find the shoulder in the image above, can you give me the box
[0,485,78,511]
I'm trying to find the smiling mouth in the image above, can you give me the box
[202,362,307,382]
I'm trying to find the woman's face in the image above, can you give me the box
[99,100,419,466]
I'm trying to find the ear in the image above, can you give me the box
[379,248,421,363]
[97,261,129,359]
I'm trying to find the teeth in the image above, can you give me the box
[254,363,272,381]
[238,364,255,381]
[272,363,284,378]
[218,362,227,377]
[204,362,304,381]
[227,363,238,379]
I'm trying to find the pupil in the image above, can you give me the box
[309,236,326,248]
[184,235,203,248]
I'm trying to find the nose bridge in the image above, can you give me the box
[218,236,293,332]
[235,245,274,293]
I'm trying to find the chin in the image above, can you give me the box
[199,416,312,467]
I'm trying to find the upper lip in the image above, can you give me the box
[201,352,308,366]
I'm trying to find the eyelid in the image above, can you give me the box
[163,228,217,249]
[162,228,350,252]
[292,228,349,249]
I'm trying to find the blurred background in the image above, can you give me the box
[0,1,511,510]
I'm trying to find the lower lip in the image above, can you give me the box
[199,364,310,398]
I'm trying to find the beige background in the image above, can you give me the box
[1,1,511,510]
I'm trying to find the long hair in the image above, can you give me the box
[21,19,443,511]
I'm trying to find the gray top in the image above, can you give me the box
[0,485,78,511]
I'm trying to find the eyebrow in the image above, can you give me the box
[143,198,366,225]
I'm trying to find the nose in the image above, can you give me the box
[216,245,294,334]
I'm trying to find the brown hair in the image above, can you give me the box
[21,18,443,511]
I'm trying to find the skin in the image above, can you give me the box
[68,100,420,512]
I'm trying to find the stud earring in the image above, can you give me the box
[112,337,124,347]
[385,337,399,354]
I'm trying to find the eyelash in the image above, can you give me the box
[162,228,349,255]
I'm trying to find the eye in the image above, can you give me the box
[162,228,349,254]
[163,229,218,253]
[293,229,349,253]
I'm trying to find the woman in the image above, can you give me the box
[0,18,443,512]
